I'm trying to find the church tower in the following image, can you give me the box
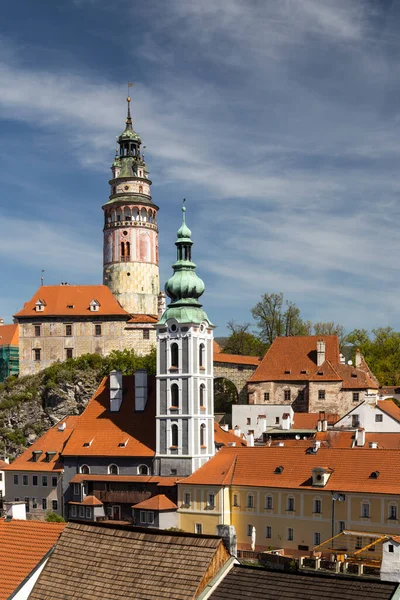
[155,203,215,477]
[103,97,159,315]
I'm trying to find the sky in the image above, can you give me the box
[1,0,400,336]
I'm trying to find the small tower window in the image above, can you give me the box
[199,344,205,369]
[200,384,206,408]
[200,424,206,447]
[80,465,90,475]
[126,241,130,257]
[171,343,179,368]
[171,384,179,408]
[139,185,143,193]
[171,424,178,448]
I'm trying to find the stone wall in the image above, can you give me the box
[247,381,308,412]
[214,363,257,404]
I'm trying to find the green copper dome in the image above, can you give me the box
[158,203,213,326]
[118,96,141,142]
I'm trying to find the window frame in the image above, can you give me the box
[318,389,325,400]
[42,498,47,510]
[65,324,73,337]
[33,348,41,362]
[52,500,58,511]
[353,392,360,403]
[52,476,58,488]
[42,475,48,487]
[265,525,272,539]
[284,390,291,402]
[287,497,295,512]
[247,494,254,509]
[266,495,273,510]
[140,510,146,524]
[375,414,383,423]
[147,511,154,524]
[264,392,270,401]
[361,501,370,518]
[314,532,321,546]
[34,325,41,337]
[287,527,294,541]
[170,343,179,369]
[94,324,102,337]
[108,464,119,475]
[22,474,28,486]
[195,523,203,535]
[314,498,322,514]
[70,504,77,517]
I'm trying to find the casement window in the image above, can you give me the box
[314,499,322,514]
[65,324,72,336]
[52,500,58,511]
[287,528,294,541]
[284,390,291,401]
[94,324,102,336]
[42,498,47,510]
[170,384,179,408]
[208,493,215,508]
[34,325,41,337]
[147,511,154,524]
[66,348,73,359]
[183,493,191,506]
[318,390,325,400]
[32,498,38,509]
[264,392,270,401]
[80,465,90,475]
[79,506,85,518]
[23,475,28,486]
[353,392,360,403]
[85,507,91,519]
[265,526,272,538]
[70,505,77,517]
[138,465,149,475]
[375,414,383,422]
[233,494,239,507]
[108,464,119,475]
[362,502,370,518]
[247,524,254,536]
[287,497,295,511]
[266,496,273,510]
[33,349,41,362]
[195,523,203,535]
[247,494,254,509]
[314,532,321,546]
[140,510,146,524]
[73,483,80,496]
[143,329,150,340]
[352,414,360,427]
[275,417,280,425]
[42,476,48,487]
[389,505,398,520]
[25,497,30,512]
[32,475,38,486]
[52,476,58,487]
[13,474,18,485]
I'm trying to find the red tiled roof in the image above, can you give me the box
[213,340,222,354]
[132,494,177,511]
[310,360,341,382]
[378,400,400,422]
[250,335,340,382]
[3,417,79,472]
[70,474,180,486]
[0,460,9,469]
[69,495,103,506]
[0,519,65,600]
[292,413,340,430]
[180,446,400,494]
[214,423,247,447]
[0,324,18,347]
[333,363,378,390]
[62,375,156,457]
[213,353,261,367]
[127,314,158,324]
[14,285,128,318]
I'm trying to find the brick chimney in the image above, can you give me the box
[5,500,26,520]
[317,339,326,367]
[216,524,237,557]
[355,348,362,368]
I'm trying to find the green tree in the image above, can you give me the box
[313,321,347,349]
[45,511,65,523]
[223,321,268,357]
[251,293,309,344]
[347,327,400,386]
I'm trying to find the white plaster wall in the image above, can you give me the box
[381,540,400,582]
[232,404,293,439]
[336,402,400,432]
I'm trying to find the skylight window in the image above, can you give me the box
[274,466,284,474]
[67,305,74,309]
[118,440,128,447]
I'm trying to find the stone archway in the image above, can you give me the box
[213,357,260,405]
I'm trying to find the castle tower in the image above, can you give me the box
[155,203,215,477]
[103,97,159,315]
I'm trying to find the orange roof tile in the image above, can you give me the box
[333,363,378,390]
[0,324,18,347]
[62,375,156,457]
[69,495,103,506]
[127,314,158,324]
[0,519,65,600]
[213,353,261,366]
[213,340,222,354]
[310,360,342,382]
[292,413,339,429]
[132,494,177,511]
[180,446,400,494]
[4,417,79,472]
[214,423,247,447]
[250,335,340,382]
[377,400,400,422]
[70,474,180,486]
[14,285,128,318]
[0,460,9,469]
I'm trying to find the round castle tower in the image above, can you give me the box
[103,97,159,315]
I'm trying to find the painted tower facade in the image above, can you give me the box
[103,97,159,315]
[155,204,215,477]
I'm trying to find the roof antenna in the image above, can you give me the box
[41,269,45,287]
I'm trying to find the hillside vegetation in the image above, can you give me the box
[0,349,156,460]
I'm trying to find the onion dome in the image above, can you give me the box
[159,202,213,325]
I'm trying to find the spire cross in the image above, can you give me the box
[126,82,134,122]
[182,198,187,222]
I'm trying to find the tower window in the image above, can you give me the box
[199,384,206,408]
[170,343,179,368]
[199,344,205,369]
[171,384,179,408]
[171,424,178,448]
[139,185,143,193]
[200,423,206,447]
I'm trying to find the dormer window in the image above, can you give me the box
[369,471,380,479]
[312,467,332,487]
[300,370,307,374]
[83,439,93,447]
[284,369,291,374]
[274,466,284,474]
[66,305,74,310]
[35,299,46,312]
[89,299,100,312]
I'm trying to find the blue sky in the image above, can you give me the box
[1,0,400,336]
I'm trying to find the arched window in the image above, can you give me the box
[141,208,147,222]
[139,185,143,193]
[200,424,206,447]
[80,465,90,475]
[116,211,121,221]
[126,241,131,258]
[138,465,149,475]
[108,464,119,475]
[124,208,131,221]
[171,424,178,447]
[199,384,206,408]
[199,344,205,368]
[171,383,179,408]
[121,242,125,257]
[171,343,179,368]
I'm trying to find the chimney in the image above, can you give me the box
[278,441,285,447]
[282,413,291,430]
[216,524,237,557]
[317,339,326,367]
[110,370,123,412]
[340,353,346,364]
[355,348,362,368]
[58,422,66,431]
[5,500,26,520]
[135,369,148,412]
[356,429,366,447]
[221,424,229,432]
[0,318,4,326]
[259,416,267,433]
[234,426,241,438]
[157,291,166,318]
[247,432,254,447]
[313,441,321,453]
[322,419,328,431]
[317,420,323,432]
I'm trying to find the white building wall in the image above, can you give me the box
[232,404,294,440]
[336,401,400,433]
